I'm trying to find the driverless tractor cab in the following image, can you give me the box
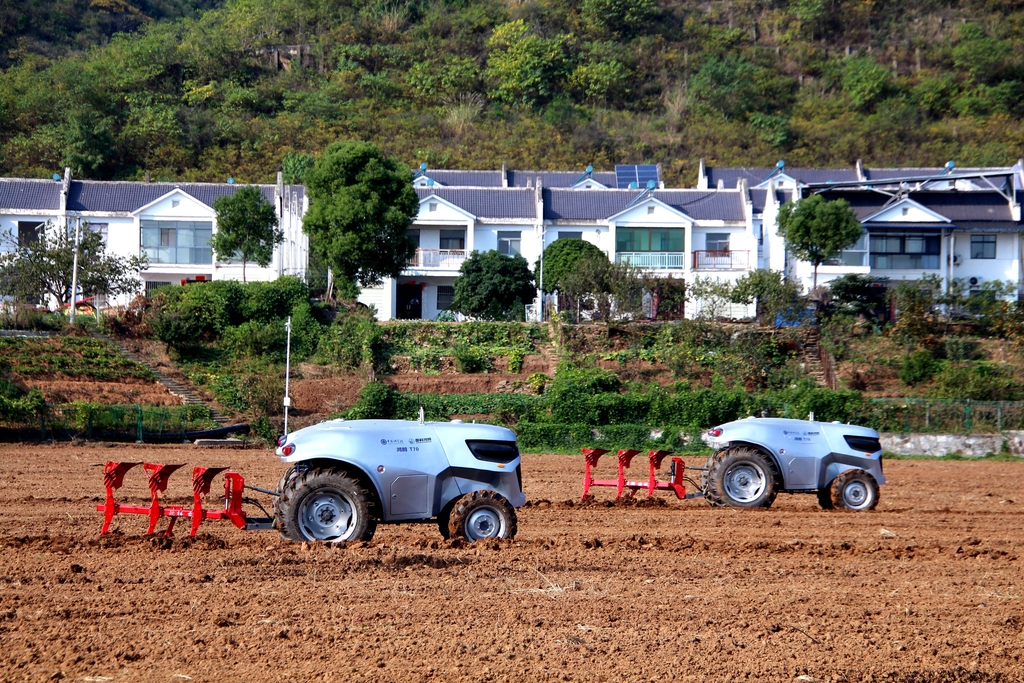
[274,419,526,542]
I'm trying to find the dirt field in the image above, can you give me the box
[0,444,1022,682]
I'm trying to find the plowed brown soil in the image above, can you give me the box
[1,444,1022,682]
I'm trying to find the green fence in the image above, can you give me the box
[0,403,220,442]
[863,399,1024,434]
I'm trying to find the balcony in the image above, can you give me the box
[142,246,212,265]
[615,252,685,269]
[410,248,467,269]
[692,250,750,270]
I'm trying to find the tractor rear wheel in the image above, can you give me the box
[706,446,778,509]
[448,490,517,542]
[702,452,728,507]
[278,468,377,542]
[829,469,879,512]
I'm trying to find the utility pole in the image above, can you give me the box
[69,216,81,323]
[283,316,292,435]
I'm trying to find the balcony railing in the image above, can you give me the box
[692,250,750,270]
[142,246,212,265]
[410,248,467,269]
[615,252,685,269]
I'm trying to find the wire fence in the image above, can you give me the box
[0,403,220,443]
[863,399,1024,434]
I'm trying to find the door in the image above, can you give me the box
[397,283,422,319]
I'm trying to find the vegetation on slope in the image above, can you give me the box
[4,0,1024,183]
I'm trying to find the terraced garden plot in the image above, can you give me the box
[0,337,156,383]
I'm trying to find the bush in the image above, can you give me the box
[220,321,288,359]
[453,344,492,373]
[899,350,939,385]
[346,382,415,420]
[944,337,979,362]
[316,307,388,373]
[929,364,1021,401]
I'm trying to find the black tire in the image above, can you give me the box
[436,500,455,540]
[272,465,299,535]
[816,487,834,510]
[278,468,377,542]
[829,469,879,512]
[702,452,728,508]
[448,490,517,542]
[706,446,778,509]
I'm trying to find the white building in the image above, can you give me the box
[0,169,308,304]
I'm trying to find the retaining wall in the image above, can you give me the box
[880,431,1024,457]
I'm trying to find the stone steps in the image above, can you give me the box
[91,331,230,424]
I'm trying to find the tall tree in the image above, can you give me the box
[211,185,282,283]
[0,221,145,307]
[302,141,419,299]
[451,250,535,321]
[537,239,608,293]
[776,194,863,290]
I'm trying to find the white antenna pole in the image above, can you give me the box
[283,316,292,435]
[69,216,81,323]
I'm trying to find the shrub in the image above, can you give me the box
[929,364,1021,401]
[317,307,388,373]
[899,350,939,385]
[943,337,979,362]
[220,321,288,359]
[453,344,491,373]
[346,382,415,420]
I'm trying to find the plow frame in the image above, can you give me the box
[581,448,691,502]
[97,461,273,537]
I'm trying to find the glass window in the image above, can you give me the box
[869,232,940,270]
[439,229,465,250]
[407,229,420,248]
[17,221,42,247]
[437,285,455,310]
[705,233,730,252]
[971,234,996,259]
[824,233,868,267]
[558,232,582,240]
[616,228,683,252]
[497,231,521,256]
[141,220,213,264]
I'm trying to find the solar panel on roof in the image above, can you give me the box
[615,165,659,189]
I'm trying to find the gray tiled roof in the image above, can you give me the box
[706,166,859,187]
[0,179,62,211]
[817,190,1015,223]
[508,170,618,188]
[749,189,768,213]
[863,167,1011,182]
[65,181,292,212]
[417,170,505,187]
[416,187,536,219]
[544,188,745,221]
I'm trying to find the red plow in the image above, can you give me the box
[581,448,704,502]
[97,461,274,537]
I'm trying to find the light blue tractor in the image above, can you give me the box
[274,418,525,543]
[701,417,885,511]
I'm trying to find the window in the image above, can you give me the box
[823,232,868,267]
[437,285,455,310]
[616,228,684,252]
[17,221,42,247]
[870,232,940,269]
[439,229,465,250]
[971,234,996,259]
[145,281,172,294]
[171,200,180,208]
[647,206,655,215]
[407,229,420,248]
[141,220,213,264]
[428,202,438,212]
[705,233,730,252]
[498,231,521,256]
[88,222,108,244]
[558,232,582,240]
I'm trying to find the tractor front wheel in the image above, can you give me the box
[706,447,778,509]
[448,490,517,542]
[829,469,879,511]
[278,468,377,542]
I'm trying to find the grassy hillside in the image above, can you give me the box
[3,0,1024,183]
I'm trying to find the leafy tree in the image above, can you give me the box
[282,152,314,185]
[776,194,863,290]
[451,250,535,321]
[841,57,892,111]
[537,239,608,294]
[580,0,656,38]
[953,23,1012,84]
[0,221,145,308]
[485,20,565,106]
[302,141,419,299]
[211,185,283,283]
[689,56,795,120]
[730,270,805,325]
[827,273,887,318]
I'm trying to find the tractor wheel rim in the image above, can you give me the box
[723,462,766,503]
[299,491,355,541]
[465,506,504,541]
[843,481,870,509]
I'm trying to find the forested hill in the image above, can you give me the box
[3,0,1024,186]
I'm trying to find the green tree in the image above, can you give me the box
[537,239,608,294]
[730,270,805,325]
[485,20,565,106]
[211,185,283,283]
[0,221,145,307]
[451,250,535,321]
[302,141,419,299]
[953,23,1012,84]
[580,0,656,38]
[776,195,863,290]
[841,57,892,111]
